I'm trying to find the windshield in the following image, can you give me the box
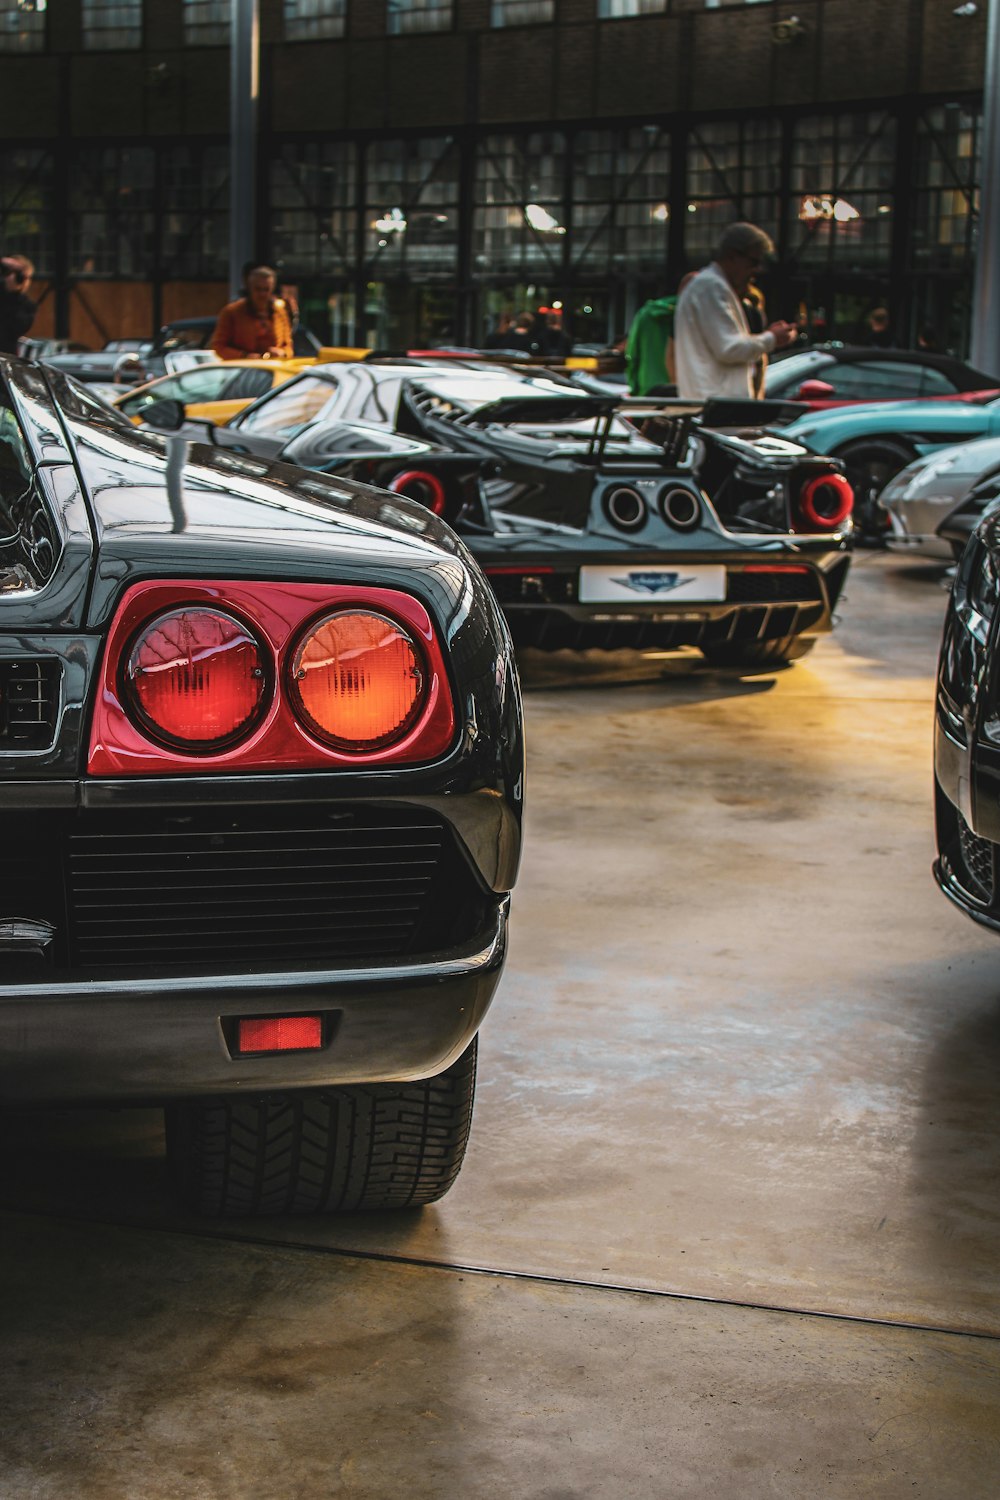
[765,352,829,392]
[234,374,339,438]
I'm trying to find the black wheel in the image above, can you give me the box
[702,635,816,669]
[835,438,916,544]
[166,1038,478,1216]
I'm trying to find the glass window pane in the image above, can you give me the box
[387,0,453,33]
[684,119,781,262]
[270,143,358,279]
[571,127,670,275]
[162,144,229,279]
[0,0,45,54]
[0,148,54,274]
[183,0,229,45]
[910,104,981,272]
[598,0,666,16]
[473,132,567,279]
[364,137,460,280]
[284,0,346,42]
[490,0,553,25]
[70,148,154,278]
[82,0,141,49]
[786,113,897,270]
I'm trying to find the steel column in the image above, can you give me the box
[229,0,259,296]
[971,0,1000,374]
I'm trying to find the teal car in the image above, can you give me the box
[780,396,1000,541]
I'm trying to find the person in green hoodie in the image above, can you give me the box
[624,294,677,395]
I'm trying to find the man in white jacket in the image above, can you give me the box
[674,223,798,400]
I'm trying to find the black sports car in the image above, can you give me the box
[0,355,523,1216]
[765,345,1000,407]
[934,512,1000,929]
[168,364,854,667]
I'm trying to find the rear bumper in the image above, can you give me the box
[0,898,509,1105]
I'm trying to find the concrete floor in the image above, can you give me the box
[2,552,1000,1497]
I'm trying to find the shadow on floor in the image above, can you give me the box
[518,647,782,701]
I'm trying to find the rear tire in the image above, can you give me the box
[835,438,916,544]
[166,1039,478,1216]
[702,635,815,668]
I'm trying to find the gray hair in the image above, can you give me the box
[715,222,775,263]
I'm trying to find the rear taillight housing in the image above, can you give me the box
[123,607,267,750]
[88,580,456,775]
[288,609,424,751]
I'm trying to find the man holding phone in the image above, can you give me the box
[673,223,797,400]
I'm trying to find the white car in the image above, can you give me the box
[878,436,1000,559]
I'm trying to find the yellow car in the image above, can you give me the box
[114,359,304,428]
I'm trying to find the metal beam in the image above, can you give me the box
[971,0,1000,375]
[229,0,259,296]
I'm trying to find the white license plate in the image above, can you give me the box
[579,564,726,604]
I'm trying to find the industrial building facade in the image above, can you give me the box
[0,0,986,352]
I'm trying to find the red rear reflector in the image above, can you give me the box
[484,566,556,575]
[237,1015,323,1054]
[743,564,810,574]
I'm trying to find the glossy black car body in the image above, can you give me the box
[215,365,853,665]
[933,512,1000,930]
[766,345,1000,406]
[0,355,523,1214]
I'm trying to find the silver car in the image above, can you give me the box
[878,436,1000,558]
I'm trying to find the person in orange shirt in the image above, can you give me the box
[211,265,294,361]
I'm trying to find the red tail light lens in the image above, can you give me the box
[288,609,424,750]
[124,607,266,749]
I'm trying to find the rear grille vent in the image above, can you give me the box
[66,806,473,970]
[0,659,61,749]
[728,571,823,604]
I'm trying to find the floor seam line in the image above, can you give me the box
[10,1205,998,1345]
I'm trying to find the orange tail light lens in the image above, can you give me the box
[288,609,425,750]
[124,607,267,748]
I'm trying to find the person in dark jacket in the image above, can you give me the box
[0,255,36,355]
[502,311,542,355]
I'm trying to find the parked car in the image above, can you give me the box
[114,357,303,427]
[878,437,1000,559]
[34,337,153,384]
[778,394,1000,542]
[765,345,1000,409]
[161,364,854,665]
[119,316,369,386]
[0,354,523,1216]
[933,511,1000,931]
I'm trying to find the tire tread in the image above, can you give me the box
[166,1040,478,1217]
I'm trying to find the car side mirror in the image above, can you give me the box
[140,397,186,431]
[796,379,836,399]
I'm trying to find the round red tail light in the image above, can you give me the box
[124,607,267,749]
[288,609,424,750]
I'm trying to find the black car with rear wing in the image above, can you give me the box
[0,355,523,1217]
[202,368,853,666]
